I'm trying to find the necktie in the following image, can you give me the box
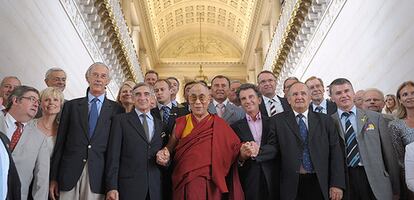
[216,103,225,118]
[315,106,324,113]
[10,122,23,151]
[269,99,277,117]
[88,98,99,138]
[297,114,313,172]
[342,112,360,167]
[162,106,171,124]
[141,114,150,142]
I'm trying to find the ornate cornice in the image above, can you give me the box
[263,0,347,93]
[59,0,143,97]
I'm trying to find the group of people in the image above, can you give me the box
[0,62,413,200]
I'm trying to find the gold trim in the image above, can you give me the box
[272,0,311,77]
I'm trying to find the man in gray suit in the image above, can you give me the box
[208,75,244,125]
[0,86,49,200]
[329,78,399,200]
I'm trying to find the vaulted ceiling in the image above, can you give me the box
[133,0,262,82]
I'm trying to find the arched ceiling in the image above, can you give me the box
[144,0,257,51]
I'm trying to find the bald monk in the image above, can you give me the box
[156,82,249,200]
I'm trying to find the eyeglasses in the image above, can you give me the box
[188,95,208,103]
[20,96,40,105]
[259,79,276,85]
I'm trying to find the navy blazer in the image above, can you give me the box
[259,95,291,117]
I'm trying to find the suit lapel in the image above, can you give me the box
[260,115,269,143]
[285,111,302,141]
[77,98,89,139]
[222,104,235,122]
[331,113,345,141]
[208,103,216,114]
[356,109,366,136]
[126,112,149,143]
[307,112,318,142]
[238,118,255,142]
[151,117,162,143]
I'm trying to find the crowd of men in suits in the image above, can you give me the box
[0,62,409,200]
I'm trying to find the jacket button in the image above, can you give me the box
[82,159,87,162]
[88,145,92,149]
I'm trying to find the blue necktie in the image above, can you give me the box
[297,114,314,172]
[315,106,324,113]
[342,112,360,167]
[162,106,170,124]
[88,98,99,138]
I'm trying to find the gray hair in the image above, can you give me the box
[84,62,111,80]
[1,76,21,86]
[45,67,66,80]
[133,82,154,95]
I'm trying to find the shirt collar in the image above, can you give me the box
[263,95,280,104]
[246,112,262,122]
[293,109,309,119]
[5,112,27,128]
[337,105,357,118]
[312,98,327,110]
[157,102,173,110]
[88,92,105,103]
[213,99,229,107]
[135,109,154,120]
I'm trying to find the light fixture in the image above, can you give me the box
[194,11,208,82]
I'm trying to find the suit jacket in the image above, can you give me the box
[0,116,49,200]
[51,96,124,194]
[271,111,345,200]
[331,108,400,200]
[0,132,21,200]
[231,115,278,200]
[208,101,245,125]
[150,103,189,144]
[259,95,291,117]
[106,111,164,200]
[309,99,337,116]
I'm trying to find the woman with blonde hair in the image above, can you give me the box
[385,94,399,115]
[389,81,414,199]
[116,80,136,112]
[35,87,64,156]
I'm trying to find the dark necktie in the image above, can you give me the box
[141,113,150,142]
[297,114,313,172]
[342,112,360,167]
[162,106,171,124]
[269,99,277,116]
[315,106,324,113]
[88,98,99,138]
[9,122,23,151]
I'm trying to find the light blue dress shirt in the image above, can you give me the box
[135,109,155,141]
[88,92,105,115]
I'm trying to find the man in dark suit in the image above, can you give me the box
[257,71,291,117]
[271,82,345,200]
[305,76,337,115]
[0,132,21,200]
[207,75,244,125]
[231,83,277,200]
[50,62,124,200]
[106,83,164,200]
[329,78,400,200]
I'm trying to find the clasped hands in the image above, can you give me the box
[239,141,259,160]
[156,147,170,166]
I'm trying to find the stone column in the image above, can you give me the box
[132,25,140,55]
[261,24,271,60]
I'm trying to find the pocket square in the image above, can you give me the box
[365,123,375,131]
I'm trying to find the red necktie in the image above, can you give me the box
[9,122,23,151]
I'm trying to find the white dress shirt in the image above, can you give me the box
[4,113,27,140]
[0,137,9,200]
[311,98,328,114]
[135,109,155,141]
[262,95,284,116]
[405,142,414,192]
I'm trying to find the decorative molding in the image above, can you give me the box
[263,0,347,94]
[59,0,143,97]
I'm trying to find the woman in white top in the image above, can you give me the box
[405,142,414,192]
[35,87,64,156]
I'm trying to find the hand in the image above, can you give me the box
[49,180,59,200]
[156,147,170,166]
[106,190,119,200]
[329,187,343,200]
[239,142,252,160]
[249,142,260,157]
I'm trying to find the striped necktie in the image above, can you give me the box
[342,112,360,167]
[269,99,277,117]
[315,106,324,113]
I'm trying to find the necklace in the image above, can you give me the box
[40,119,54,131]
